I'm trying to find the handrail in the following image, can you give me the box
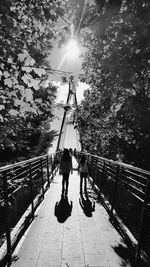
[84,152,150,175]
[0,151,62,267]
[1,150,150,266]
[0,151,60,173]
[77,151,150,266]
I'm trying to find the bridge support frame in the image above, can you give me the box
[56,77,78,152]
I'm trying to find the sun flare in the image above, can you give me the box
[66,39,79,58]
[57,38,80,70]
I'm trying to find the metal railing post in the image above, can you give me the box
[51,155,53,180]
[47,155,50,186]
[87,154,90,178]
[3,172,12,266]
[92,158,98,188]
[40,159,44,199]
[110,165,120,216]
[135,179,150,266]
[90,156,94,183]
[29,163,34,219]
[99,160,106,194]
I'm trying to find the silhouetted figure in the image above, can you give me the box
[59,149,73,196]
[54,194,73,223]
[78,155,89,193]
[79,192,95,217]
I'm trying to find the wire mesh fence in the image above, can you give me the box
[77,151,150,266]
[0,151,61,266]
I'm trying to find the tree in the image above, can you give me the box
[0,0,66,164]
[0,82,58,164]
[74,0,150,169]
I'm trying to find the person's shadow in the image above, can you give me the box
[54,194,73,223]
[79,191,95,217]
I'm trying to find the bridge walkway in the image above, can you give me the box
[11,157,133,267]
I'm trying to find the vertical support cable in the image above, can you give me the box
[29,163,34,220]
[47,155,50,186]
[40,159,44,199]
[3,171,12,266]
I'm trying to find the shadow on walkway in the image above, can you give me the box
[79,191,95,217]
[54,194,73,223]
[112,243,135,266]
[11,171,147,267]
[113,243,150,266]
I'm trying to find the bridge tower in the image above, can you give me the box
[56,76,80,151]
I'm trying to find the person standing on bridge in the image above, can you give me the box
[78,155,89,194]
[59,149,73,196]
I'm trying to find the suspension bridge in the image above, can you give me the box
[0,79,150,267]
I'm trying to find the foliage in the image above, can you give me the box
[0,0,66,164]
[74,0,150,169]
[0,83,58,165]
[35,129,57,156]
[1,0,150,169]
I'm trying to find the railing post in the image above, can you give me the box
[51,155,53,181]
[110,165,120,216]
[3,172,12,266]
[87,154,90,178]
[135,179,150,266]
[92,158,98,188]
[47,155,50,186]
[29,163,34,219]
[40,159,44,199]
[99,160,106,194]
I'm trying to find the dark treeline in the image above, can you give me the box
[72,0,150,170]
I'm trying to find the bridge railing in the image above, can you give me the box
[0,151,62,266]
[77,151,150,266]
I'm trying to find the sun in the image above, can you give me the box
[66,39,79,58]
[57,38,81,70]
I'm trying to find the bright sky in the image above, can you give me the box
[53,81,88,104]
[48,81,89,153]
[48,41,89,153]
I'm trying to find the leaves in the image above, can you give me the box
[0,105,5,111]
[0,0,66,164]
[73,0,150,169]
